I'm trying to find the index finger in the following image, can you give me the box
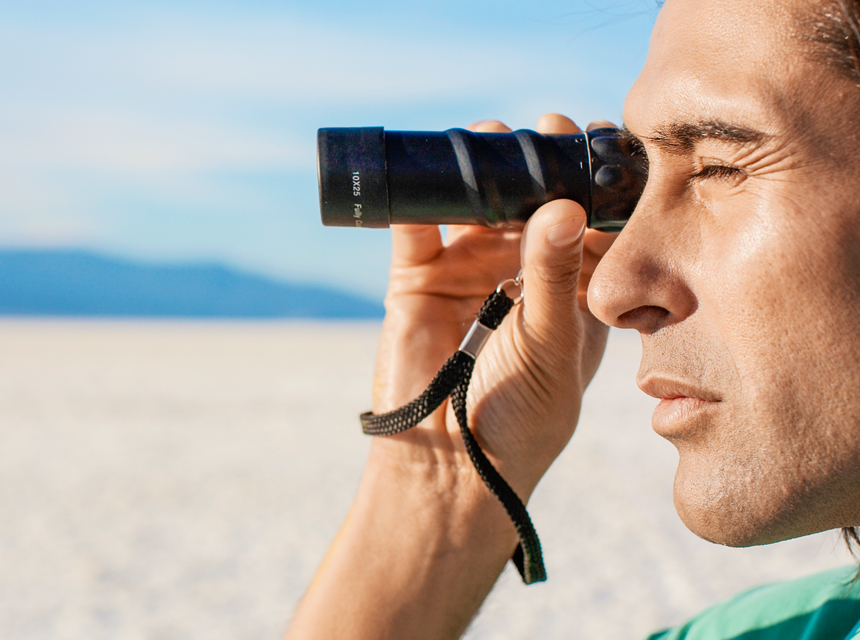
[536,113,582,135]
[467,120,513,133]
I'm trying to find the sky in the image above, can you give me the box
[0,0,659,300]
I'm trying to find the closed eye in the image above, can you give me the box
[691,164,746,181]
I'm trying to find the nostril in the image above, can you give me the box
[617,305,670,334]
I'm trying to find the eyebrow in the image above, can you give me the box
[623,120,771,154]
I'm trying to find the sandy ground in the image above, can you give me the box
[0,320,853,640]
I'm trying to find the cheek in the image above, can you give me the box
[703,189,860,413]
[677,188,860,541]
[702,194,791,392]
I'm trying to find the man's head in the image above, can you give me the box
[587,0,860,547]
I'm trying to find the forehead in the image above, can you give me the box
[624,0,821,138]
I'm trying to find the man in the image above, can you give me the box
[287,0,860,637]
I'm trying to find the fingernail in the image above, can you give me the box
[546,216,585,248]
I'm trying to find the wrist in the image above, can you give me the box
[363,434,518,548]
[355,440,520,616]
[287,437,518,640]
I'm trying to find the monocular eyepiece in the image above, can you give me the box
[317,126,646,231]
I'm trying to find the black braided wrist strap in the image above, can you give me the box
[360,289,547,585]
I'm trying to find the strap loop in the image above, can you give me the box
[360,285,547,584]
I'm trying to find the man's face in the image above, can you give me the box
[588,0,860,546]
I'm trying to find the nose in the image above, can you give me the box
[587,205,698,334]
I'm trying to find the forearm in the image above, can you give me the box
[285,439,519,640]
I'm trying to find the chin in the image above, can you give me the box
[675,501,789,547]
[670,460,820,548]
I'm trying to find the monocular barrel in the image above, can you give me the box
[317,126,645,231]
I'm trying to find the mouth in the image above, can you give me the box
[638,376,721,438]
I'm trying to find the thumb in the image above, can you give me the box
[519,199,587,345]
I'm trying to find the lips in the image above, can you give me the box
[638,375,721,437]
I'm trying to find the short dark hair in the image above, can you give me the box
[801,0,860,83]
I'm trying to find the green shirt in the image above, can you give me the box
[646,566,860,640]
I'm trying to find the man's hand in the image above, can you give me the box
[286,114,617,640]
[371,113,616,498]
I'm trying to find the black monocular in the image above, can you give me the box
[317,126,647,232]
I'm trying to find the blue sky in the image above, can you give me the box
[0,0,658,299]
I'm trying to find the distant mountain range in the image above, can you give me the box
[0,249,383,318]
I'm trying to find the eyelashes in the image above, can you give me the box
[690,163,746,182]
